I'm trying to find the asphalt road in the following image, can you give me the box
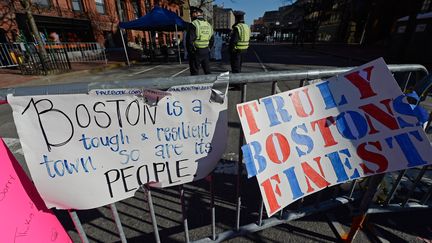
[1,43,431,243]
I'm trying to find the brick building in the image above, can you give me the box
[213,5,234,33]
[188,0,212,23]
[0,0,183,47]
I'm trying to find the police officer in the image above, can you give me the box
[229,11,250,73]
[186,6,214,75]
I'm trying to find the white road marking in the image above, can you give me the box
[252,47,268,72]
[128,65,161,76]
[171,67,190,77]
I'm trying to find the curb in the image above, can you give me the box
[49,61,131,79]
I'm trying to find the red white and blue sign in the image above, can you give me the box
[237,58,432,216]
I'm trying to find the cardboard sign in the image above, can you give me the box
[8,83,227,209]
[237,58,432,216]
[0,138,71,243]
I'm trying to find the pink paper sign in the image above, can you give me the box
[0,138,72,243]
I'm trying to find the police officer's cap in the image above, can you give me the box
[234,11,245,22]
[190,6,204,14]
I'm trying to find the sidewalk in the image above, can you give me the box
[0,47,145,89]
[0,61,126,89]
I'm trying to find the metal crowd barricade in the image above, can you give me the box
[44,42,107,64]
[0,64,431,243]
[0,42,71,75]
[0,42,107,74]
[0,42,23,68]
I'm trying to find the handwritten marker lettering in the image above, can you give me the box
[0,175,15,202]
[0,139,72,242]
[8,82,227,209]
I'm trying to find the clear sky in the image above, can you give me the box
[213,0,287,25]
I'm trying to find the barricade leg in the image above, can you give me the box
[235,83,247,231]
[144,186,161,243]
[210,174,216,240]
[299,79,306,87]
[402,166,429,206]
[68,210,89,243]
[348,180,357,199]
[341,175,384,242]
[278,208,284,219]
[109,203,127,243]
[383,170,406,205]
[257,199,264,226]
[271,81,281,94]
[421,185,432,204]
[402,71,413,92]
[179,185,190,243]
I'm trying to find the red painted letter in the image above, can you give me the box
[260,174,282,215]
[357,141,389,174]
[359,99,399,134]
[344,66,377,99]
[311,116,338,147]
[290,88,315,117]
[266,133,290,164]
[237,101,261,135]
[301,157,330,193]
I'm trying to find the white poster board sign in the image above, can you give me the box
[237,58,432,216]
[9,83,227,209]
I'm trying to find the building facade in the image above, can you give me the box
[213,5,234,33]
[0,0,183,47]
[188,0,212,23]
[251,17,264,32]
[254,0,431,45]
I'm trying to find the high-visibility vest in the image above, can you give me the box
[192,19,213,49]
[234,23,250,50]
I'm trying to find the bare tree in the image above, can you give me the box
[19,0,49,64]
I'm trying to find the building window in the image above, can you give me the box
[144,0,150,13]
[33,0,50,7]
[421,0,431,12]
[132,0,141,19]
[95,0,106,14]
[120,0,127,21]
[71,0,83,11]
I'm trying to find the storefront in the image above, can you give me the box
[15,13,94,43]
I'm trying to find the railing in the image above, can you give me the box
[45,42,107,63]
[0,65,431,243]
[0,43,22,68]
[0,42,107,74]
[0,42,70,75]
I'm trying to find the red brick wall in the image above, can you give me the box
[0,0,183,47]
[0,2,20,41]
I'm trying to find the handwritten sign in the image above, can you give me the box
[8,83,227,209]
[0,138,71,243]
[237,58,432,216]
